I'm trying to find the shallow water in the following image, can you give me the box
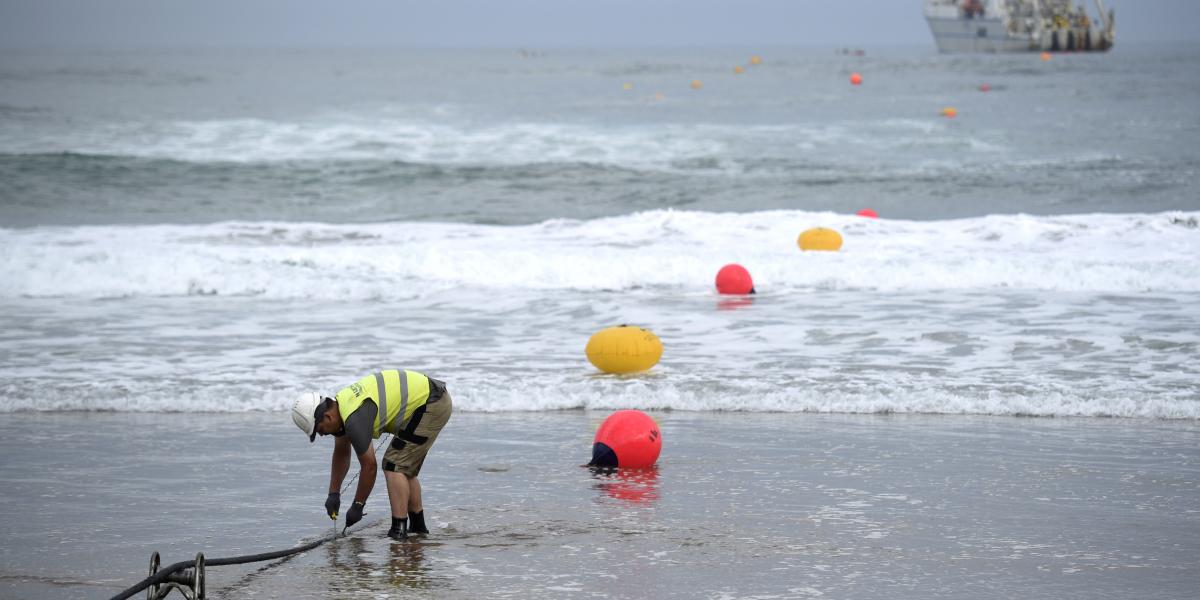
[1,412,1196,599]
[2,279,1198,418]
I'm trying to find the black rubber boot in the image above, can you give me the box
[408,510,429,535]
[387,517,408,540]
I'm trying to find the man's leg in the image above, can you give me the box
[384,470,410,538]
[408,477,423,513]
[382,393,451,539]
[407,476,429,534]
[384,470,410,518]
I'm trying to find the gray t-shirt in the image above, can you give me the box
[341,401,377,458]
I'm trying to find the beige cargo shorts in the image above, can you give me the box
[381,392,452,477]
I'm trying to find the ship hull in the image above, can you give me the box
[926,16,1038,53]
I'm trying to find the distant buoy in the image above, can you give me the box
[856,208,878,218]
[690,79,703,90]
[750,55,762,65]
[653,92,665,101]
[979,82,991,92]
[850,72,863,86]
[590,410,662,468]
[941,106,958,118]
[622,82,633,91]
[798,227,843,252]
[715,264,755,295]
[733,65,745,74]
[1040,52,1052,61]
[586,325,663,374]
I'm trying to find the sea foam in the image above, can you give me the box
[3,210,1197,299]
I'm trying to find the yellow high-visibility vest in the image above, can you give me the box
[334,370,432,438]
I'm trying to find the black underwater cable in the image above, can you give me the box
[109,436,394,600]
[107,527,341,600]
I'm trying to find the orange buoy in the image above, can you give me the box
[690,79,703,90]
[850,72,863,86]
[590,410,662,468]
[941,106,958,118]
[1040,52,1052,61]
[733,65,745,74]
[798,227,843,252]
[856,208,878,218]
[585,325,663,374]
[715,263,755,295]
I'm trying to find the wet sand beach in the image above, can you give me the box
[1,411,1196,599]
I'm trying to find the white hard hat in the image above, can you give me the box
[292,391,325,443]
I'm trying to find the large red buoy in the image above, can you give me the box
[589,410,662,468]
[715,263,755,295]
[849,72,863,86]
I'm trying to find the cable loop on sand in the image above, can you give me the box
[109,526,350,600]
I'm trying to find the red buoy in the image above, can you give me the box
[589,410,662,468]
[850,72,863,86]
[979,82,991,92]
[715,263,755,295]
[856,208,878,218]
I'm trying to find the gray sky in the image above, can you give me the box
[1,0,1196,49]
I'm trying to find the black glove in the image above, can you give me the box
[325,492,340,520]
[346,501,365,528]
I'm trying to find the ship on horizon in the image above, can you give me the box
[924,0,1114,53]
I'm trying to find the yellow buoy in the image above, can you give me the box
[623,82,633,91]
[797,227,843,252]
[690,79,703,90]
[586,325,663,374]
[750,55,762,65]
[941,106,958,118]
[733,65,745,74]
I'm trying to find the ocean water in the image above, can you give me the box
[2,45,1198,419]
[2,44,1200,600]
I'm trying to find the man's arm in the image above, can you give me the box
[329,436,351,493]
[342,402,379,506]
[354,444,378,505]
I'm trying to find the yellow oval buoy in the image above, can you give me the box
[797,228,843,252]
[750,55,762,65]
[1040,51,1052,61]
[733,65,745,74]
[941,106,958,118]
[623,82,633,91]
[586,325,663,374]
[690,79,703,90]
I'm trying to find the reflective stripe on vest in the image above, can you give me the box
[374,372,389,434]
